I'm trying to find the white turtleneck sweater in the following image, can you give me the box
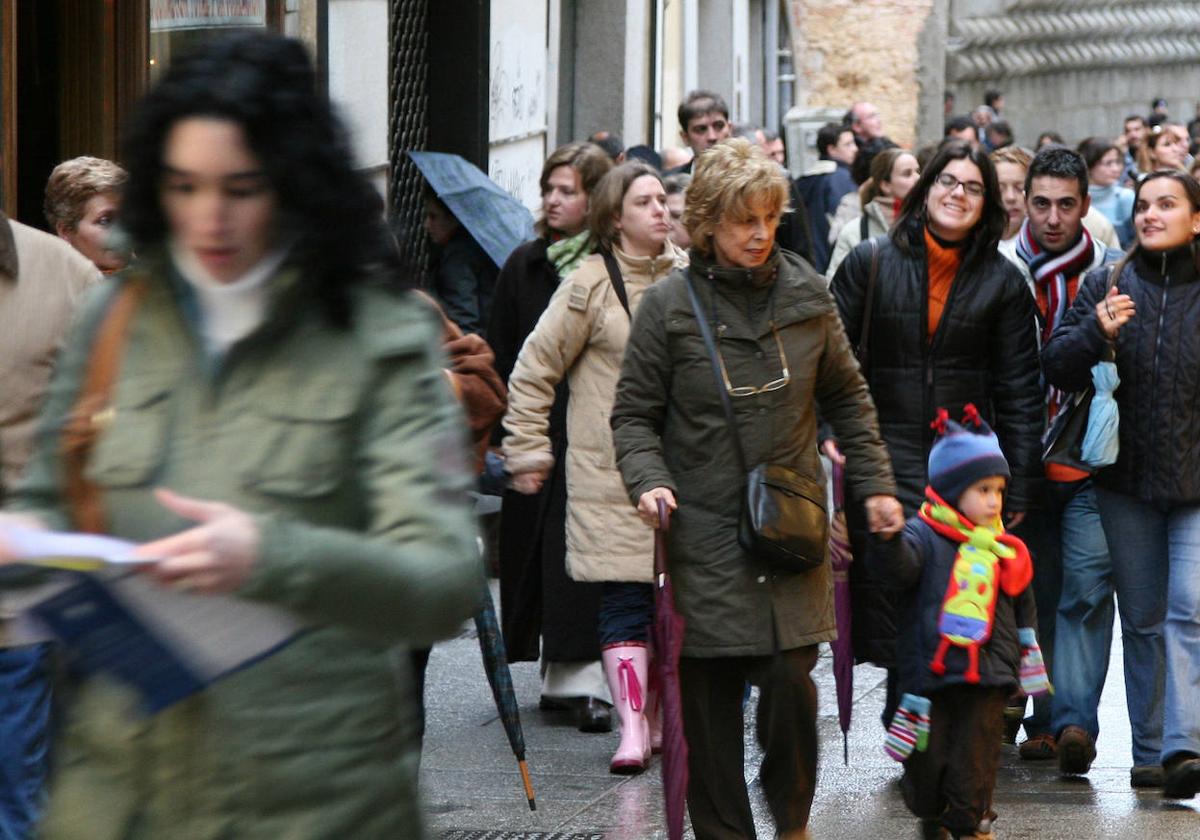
[170,240,292,358]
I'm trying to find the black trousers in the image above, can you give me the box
[679,645,819,840]
[900,685,1008,838]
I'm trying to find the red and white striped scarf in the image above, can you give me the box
[1014,219,1095,345]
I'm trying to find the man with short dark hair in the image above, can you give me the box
[1123,114,1148,183]
[945,115,978,148]
[999,146,1159,788]
[668,90,731,174]
[760,128,786,167]
[777,122,857,271]
[984,89,1005,115]
[587,130,624,163]
[985,119,1014,152]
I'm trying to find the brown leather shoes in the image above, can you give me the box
[1057,726,1096,775]
[1018,732,1057,760]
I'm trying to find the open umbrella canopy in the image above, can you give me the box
[408,151,535,269]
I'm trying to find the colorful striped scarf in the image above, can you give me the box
[1013,219,1094,345]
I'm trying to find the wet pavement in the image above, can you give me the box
[420,584,1199,839]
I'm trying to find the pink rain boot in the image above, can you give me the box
[602,642,651,775]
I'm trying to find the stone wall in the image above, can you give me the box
[789,0,941,148]
[947,0,1200,147]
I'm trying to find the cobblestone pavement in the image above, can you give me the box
[420,585,1199,839]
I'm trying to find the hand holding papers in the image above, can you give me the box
[1,525,158,571]
[0,512,299,713]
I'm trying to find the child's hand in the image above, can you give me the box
[864,495,904,537]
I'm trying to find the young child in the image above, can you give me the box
[873,406,1046,840]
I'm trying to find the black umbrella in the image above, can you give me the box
[473,578,536,810]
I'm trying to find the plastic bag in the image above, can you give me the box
[1081,361,1120,468]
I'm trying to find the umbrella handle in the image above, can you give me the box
[656,497,671,532]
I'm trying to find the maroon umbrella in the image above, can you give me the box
[829,463,855,764]
[653,498,688,840]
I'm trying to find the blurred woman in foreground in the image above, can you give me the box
[0,33,479,838]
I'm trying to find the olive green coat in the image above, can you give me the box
[7,258,481,839]
[610,249,896,657]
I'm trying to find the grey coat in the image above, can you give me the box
[610,249,896,657]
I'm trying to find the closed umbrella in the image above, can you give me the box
[653,498,688,840]
[408,151,535,269]
[829,463,855,764]
[473,578,537,810]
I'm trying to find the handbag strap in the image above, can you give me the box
[855,237,880,363]
[683,270,749,475]
[61,275,148,533]
[859,213,870,242]
[600,249,631,318]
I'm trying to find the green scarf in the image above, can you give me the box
[546,230,594,279]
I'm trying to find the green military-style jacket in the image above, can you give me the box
[7,255,481,839]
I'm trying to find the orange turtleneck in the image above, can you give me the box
[924,227,964,340]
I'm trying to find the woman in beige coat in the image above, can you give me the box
[503,162,685,774]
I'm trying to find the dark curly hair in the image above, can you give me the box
[891,140,1007,274]
[120,32,394,326]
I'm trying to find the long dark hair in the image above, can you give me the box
[120,32,393,326]
[890,140,1007,274]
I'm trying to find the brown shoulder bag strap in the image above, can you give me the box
[61,275,149,533]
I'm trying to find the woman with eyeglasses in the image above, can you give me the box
[611,139,901,840]
[827,140,1043,736]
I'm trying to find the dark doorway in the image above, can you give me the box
[15,0,59,228]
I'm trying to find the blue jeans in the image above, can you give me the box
[0,642,52,840]
[1093,486,1182,766]
[1047,482,1119,746]
[597,582,654,647]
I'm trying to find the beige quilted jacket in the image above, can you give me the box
[503,242,686,583]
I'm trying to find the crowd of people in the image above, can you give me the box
[2,28,1200,840]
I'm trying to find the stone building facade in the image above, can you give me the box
[788,0,1200,149]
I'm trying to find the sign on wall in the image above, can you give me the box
[488,0,547,212]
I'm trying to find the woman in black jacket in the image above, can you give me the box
[1042,170,1200,799]
[487,142,615,730]
[828,140,1043,721]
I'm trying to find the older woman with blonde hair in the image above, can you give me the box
[43,156,128,273]
[503,161,685,774]
[611,138,901,839]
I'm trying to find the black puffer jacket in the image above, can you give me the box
[829,230,1043,665]
[1043,245,1200,504]
[831,233,1043,511]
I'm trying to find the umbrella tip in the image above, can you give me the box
[528,799,537,811]
[843,733,849,766]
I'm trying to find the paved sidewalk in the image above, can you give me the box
[420,590,1199,839]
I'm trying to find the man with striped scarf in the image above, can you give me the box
[999,146,1156,787]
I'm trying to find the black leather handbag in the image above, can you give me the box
[684,271,828,573]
